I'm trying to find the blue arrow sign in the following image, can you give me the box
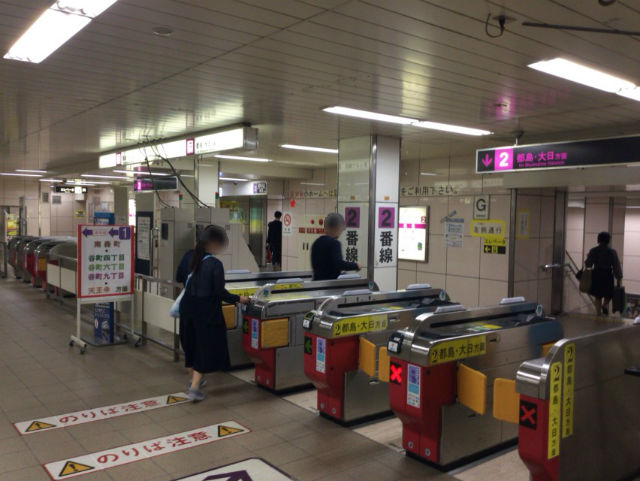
[82,228,93,237]
[108,228,119,237]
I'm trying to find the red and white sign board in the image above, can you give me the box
[282,212,292,236]
[174,458,293,481]
[77,224,134,298]
[44,421,249,480]
[15,392,190,435]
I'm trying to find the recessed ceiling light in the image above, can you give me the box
[16,169,48,173]
[281,144,339,154]
[81,174,130,180]
[0,172,43,177]
[528,58,635,93]
[113,169,170,176]
[323,106,416,125]
[219,177,249,182]
[4,0,119,63]
[420,172,437,176]
[323,106,492,136]
[152,25,173,37]
[214,154,271,162]
[39,178,63,182]
[300,182,325,186]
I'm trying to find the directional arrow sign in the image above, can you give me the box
[82,228,93,237]
[174,458,293,481]
[108,228,119,237]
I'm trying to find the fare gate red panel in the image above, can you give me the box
[518,395,558,481]
[388,357,456,463]
[303,333,358,420]
[241,315,276,389]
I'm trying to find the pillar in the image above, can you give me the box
[195,159,219,207]
[337,136,400,291]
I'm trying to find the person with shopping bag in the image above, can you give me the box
[585,231,623,316]
[178,225,249,401]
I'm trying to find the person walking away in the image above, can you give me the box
[179,225,249,401]
[311,213,360,280]
[266,211,283,268]
[585,231,623,316]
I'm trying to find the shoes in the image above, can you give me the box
[187,387,205,402]
[187,377,207,391]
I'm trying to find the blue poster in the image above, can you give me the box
[94,302,114,344]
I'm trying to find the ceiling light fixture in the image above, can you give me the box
[113,170,170,176]
[420,172,437,176]
[528,58,635,93]
[81,174,130,180]
[323,106,492,135]
[214,154,271,162]
[39,178,63,182]
[67,180,107,185]
[281,144,339,154]
[0,172,43,177]
[16,169,48,174]
[300,182,325,186]
[4,0,118,63]
[219,177,249,182]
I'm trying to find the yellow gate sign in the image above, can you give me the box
[547,361,563,459]
[562,343,575,438]
[428,335,487,365]
[332,314,388,337]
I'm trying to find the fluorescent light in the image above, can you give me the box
[81,174,130,180]
[323,106,416,125]
[413,121,492,136]
[0,173,43,177]
[281,144,339,154]
[67,180,107,185]
[113,170,170,176]
[528,58,635,93]
[300,182,325,186]
[324,105,491,136]
[39,179,63,182]
[4,1,118,64]
[214,154,271,162]
[16,169,48,173]
[617,87,640,102]
[420,172,437,176]
[219,177,249,182]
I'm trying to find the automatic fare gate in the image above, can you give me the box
[241,276,376,391]
[303,285,455,423]
[517,322,640,481]
[386,299,563,468]
[222,270,312,367]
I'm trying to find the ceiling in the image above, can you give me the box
[2,0,640,175]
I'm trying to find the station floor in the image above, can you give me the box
[0,279,625,481]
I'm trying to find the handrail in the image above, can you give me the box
[134,273,181,288]
[565,250,581,276]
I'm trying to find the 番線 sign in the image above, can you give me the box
[78,225,134,299]
[476,135,640,173]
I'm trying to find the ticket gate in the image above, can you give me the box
[387,299,563,468]
[517,322,640,481]
[303,285,456,423]
[242,276,375,391]
[10,236,35,278]
[32,240,65,287]
[223,270,312,368]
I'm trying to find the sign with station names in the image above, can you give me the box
[476,135,640,173]
[77,224,134,299]
[44,422,249,480]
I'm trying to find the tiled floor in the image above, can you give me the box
[0,279,457,481]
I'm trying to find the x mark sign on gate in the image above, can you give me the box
[519,400,537,429]
[390,363,403,384]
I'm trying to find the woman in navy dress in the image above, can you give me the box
[180,225,249,401]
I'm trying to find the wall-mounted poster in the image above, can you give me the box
[398,206,429,262]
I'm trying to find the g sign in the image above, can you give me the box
[473,195,489,220]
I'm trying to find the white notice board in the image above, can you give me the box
[77,224,134,299]
[398,206,429,262]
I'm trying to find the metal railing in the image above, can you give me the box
[541,251,597,313]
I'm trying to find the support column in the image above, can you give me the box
[195,158,219,208]
[337,136,400,291]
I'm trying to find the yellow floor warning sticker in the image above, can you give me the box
[562,343,575,438]
[43,421,249,480]
[428,335,487,365]
[547,361,563,459]
[15,392,190,435]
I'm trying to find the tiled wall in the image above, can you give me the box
[623,208,640,295]
[49,188,115,236]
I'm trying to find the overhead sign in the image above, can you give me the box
[44,422,249,480]
[77,224,134,298]
[476,135,640,173]
[14,392,189,435]
[398,206,429,262]
[473,195,489,220]
[174,458,294,481]
[55,186,88,194]
[195,127,257,155]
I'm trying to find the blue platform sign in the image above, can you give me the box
[94,302,115,344]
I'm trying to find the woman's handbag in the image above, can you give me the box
[578,268,592,293]
[169,255,212,317]
[612,285,627,314]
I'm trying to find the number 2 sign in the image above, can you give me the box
[494,147,514,171]
[378,206,395,228]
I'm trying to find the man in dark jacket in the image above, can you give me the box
[311,213,360,280]
[266,211,283,267]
